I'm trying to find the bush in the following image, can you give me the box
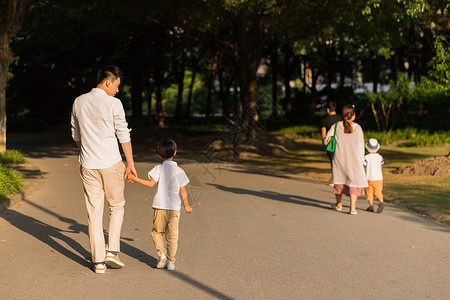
[0,164,23,200]
[275,125,321,139]
[365,128,450,147]
[0,150,27,165]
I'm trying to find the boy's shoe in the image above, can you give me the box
[94,263,106,274]
[157,253,167,269]
[366,206,375,212]
[167,262,175,271]
[105,254,125,269]
[377,202,385,213]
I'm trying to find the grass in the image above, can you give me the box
[274,125,450,147]
[0,149,27,164]
[0,150,26,200]
[0,164,23,200]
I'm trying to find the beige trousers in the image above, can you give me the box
[151,209,180,263]
[80,161,126,263]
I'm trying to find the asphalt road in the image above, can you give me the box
[1,145,449,299]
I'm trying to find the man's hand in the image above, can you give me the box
[124,164,137,182]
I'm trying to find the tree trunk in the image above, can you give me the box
[131,69,143,125]
[154,68,164,128]
[235,13,264,137]
[0,0,30,152]
[175,51,186,119]
[309,71,319,116]
[218,63,232,118]
[271,43,278,119]
[0,60,7,152]
[372,56,379,93]
[205,58,217,123]
[391,52,399,82]
[283,45,292,115]
[185,68,196,122]
[371,103,381,131]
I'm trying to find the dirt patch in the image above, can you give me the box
[394,153,450,177]
[200,130,296,160]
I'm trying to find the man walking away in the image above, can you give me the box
[71,65,137,274]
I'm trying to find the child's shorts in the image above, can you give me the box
[365,180,383,201]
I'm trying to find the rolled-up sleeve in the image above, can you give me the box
[70,103,81,141]
[113,100,131,143]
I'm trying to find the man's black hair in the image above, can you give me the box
[156,137,177,159]
[97,65,124,85]
[326,101,337,112]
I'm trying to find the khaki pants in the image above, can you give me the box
[151,209,180,263]
[365,180,383,202]
[80,161,126,263]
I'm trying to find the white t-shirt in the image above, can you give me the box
[148,161,190,210]
[363,153,384,181]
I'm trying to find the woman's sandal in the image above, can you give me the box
[350,210,358,215]
[330,203,343,211]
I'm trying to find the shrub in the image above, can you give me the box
[0,164,23,200]
[275,125,321,139]
[365,128,450,147]
[0,150,26,165]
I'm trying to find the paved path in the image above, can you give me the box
[1,145,449,299]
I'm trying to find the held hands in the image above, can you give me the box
[124,164,137,182]
[127,173,136,181]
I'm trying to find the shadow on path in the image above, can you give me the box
[2,197,233,298]
[208,183,332,209]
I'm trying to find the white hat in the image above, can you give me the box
[365,138,380,152]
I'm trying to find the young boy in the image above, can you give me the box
[363,138,385,213]
[128,137,192,270]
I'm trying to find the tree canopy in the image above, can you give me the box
[1,0,448,149]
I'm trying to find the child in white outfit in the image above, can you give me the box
[363,138,385,213]
[128,137,192,270]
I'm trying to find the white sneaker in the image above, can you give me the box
[94,263,106,274]
[105,254,125,268]
[157,253,167,269]
[167,262,175,271]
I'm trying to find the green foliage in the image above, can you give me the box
[0,150,27,165]
[275,125,321,139]
[429,35,450,89]
[0,164,23,200]
[365,128,450,147]
[409,77,449,104]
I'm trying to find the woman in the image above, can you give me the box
[325,104,368,215]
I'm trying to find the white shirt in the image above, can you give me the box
[149,161,190,210]
[71,88,131,169]
[363,153,384,181]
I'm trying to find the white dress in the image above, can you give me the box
[325,122,368,188]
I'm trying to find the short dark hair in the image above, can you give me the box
[156,137,177,159]
[97,65,124,85]
[326,101,337,112]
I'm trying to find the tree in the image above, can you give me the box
[0,0,31,152]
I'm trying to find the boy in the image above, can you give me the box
[128,138,192,270]
[363,138,385,213]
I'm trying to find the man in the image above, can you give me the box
[321,101,342,186]
[71,66,137,274]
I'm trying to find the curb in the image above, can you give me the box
[0,163,43,212]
